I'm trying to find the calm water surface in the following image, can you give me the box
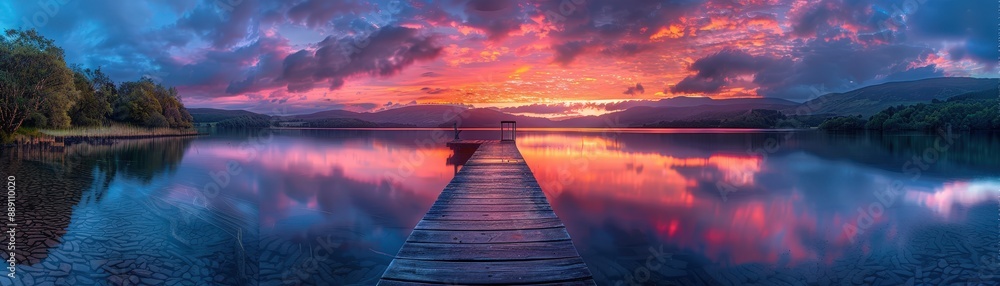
[1,129,998,285]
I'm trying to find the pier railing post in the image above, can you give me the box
[500,121,516,141]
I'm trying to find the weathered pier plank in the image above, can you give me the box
[414,218,566,231]
[406,228,572,244]
[378,141,594,285]
[380,257,592,285]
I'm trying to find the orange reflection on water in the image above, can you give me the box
[518,134,762,207]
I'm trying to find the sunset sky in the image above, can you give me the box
[1,0,996,116]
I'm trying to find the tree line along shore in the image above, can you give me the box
[1,29,196,144]
[818,88,1000,131]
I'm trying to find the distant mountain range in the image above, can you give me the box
[289,105,556,127]
[189,77,999,128]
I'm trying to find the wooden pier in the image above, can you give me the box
[378,140,595,285]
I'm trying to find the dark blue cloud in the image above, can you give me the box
[278,25,443,93]
[624,83,645,95]
[674,39,942,101]
[0,0,260,98]
[539,0,707,65]
[552,41,589,66]
[674,49,790,94]
[908,0,998,65]
[284,0,372,28]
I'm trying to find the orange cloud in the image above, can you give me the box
[650,24,685,41]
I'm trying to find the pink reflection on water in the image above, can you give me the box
[191,137,458,235]
[517,133,819,265]
[906,180,1000,219]
[250,139,455,198]
[515,133,996,267]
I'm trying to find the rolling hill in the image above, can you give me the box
[793,77,998,117]
[443,108,559,127]
[558,100,800,127]
[293,105,469,126]
[602,96,798,110]
[188,108,271,123]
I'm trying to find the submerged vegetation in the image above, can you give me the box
[0,29,193,143]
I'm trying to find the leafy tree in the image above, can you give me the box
[0,29,77,129]
[0,70,35,141]
[157,86,193,128]
[719,109,788,128]
[68,68,111,126]
[216,115,274,128]
[819,115,867,130]
[114,78,193,128]
[115,79,163,126]
[643,109,790,128]
[86,67,118,105]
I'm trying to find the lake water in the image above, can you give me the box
[1,129,998,285]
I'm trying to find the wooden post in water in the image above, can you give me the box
[501,120,516,142]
